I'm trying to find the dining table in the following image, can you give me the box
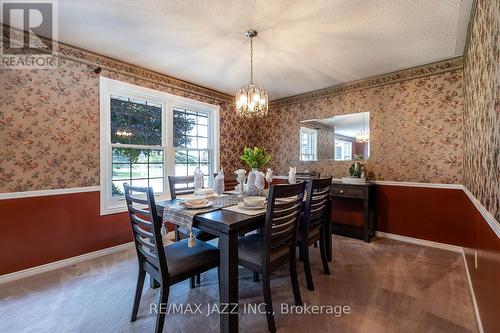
[155,195,332,333]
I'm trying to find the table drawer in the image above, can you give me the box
[331,186,365,198]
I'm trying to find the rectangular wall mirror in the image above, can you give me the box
[300,112,370,161]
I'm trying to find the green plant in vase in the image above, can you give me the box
[240,147,272,195]
[240,147,272,170]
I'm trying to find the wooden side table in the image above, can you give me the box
[330,181,375,243]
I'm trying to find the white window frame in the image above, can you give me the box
[334,139,353,161]
[299,127,318,161]
[99,77,220,215]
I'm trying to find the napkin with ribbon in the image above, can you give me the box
[255,171,266,191]
[194,167,204,195]
[288,167,297,184]
[214,169,225,195]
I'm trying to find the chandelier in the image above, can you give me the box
[236,29,269,117]
[356,112,369,143]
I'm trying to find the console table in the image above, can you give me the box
[330,181,375,243]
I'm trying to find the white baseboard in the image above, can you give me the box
[375,231,463,253]
[462,250,484,333]
[0,242,134,285]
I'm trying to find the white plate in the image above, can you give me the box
[237,202,266,210]
[179,201,213,209]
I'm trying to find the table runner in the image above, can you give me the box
[162,195,241,247]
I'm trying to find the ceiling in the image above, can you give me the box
[12,0,474,100]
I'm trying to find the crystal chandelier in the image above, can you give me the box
[356,112,369,143]
[236,30,269,117]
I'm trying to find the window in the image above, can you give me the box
[300,127,317,161]
[173,108,211,186]
[334,139,352,161]
[100,77,219,215]
[110,96,164,197]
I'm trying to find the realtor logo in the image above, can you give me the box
[1,0,58,69]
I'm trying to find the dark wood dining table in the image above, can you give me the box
[156,198,332,333]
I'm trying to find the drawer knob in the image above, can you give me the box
[340,189,344,194]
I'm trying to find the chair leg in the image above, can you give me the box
[217,267,222,300]
[262,274,276,333]
[253,272,260,282]
[155,287,169,333]
[174,226,180,241]
[320,228,330,275]
[196,273,201,285]
[301,245,314,291]
[190,276,196,289]
[289,246,303,306]
[131,268,146,322]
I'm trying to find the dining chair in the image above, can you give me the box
[124,184,220,333]
[167,175,218,288]
[167,175,217,242]
[297,177,331,291]
[238,182,306,333]
[213,172,238,191]
[296,171,320,181]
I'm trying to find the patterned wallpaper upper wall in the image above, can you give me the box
[256,59,465,184]
[0,41,258,193]
[463,0,499,221]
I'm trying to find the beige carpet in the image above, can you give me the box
[0,236,478,333]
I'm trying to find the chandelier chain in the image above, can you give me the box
[250,36,253,84]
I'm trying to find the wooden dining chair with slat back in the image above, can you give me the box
[297,177,332,291]
[167,175,218,288]
[238,182,306,333]
[124,184,220,333]
[296,171,320,182]
[167,175,218,242]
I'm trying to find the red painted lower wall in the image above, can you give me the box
[0,191,132,275]
[332,185,473,245]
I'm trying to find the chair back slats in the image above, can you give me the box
[264,182,306,260]
[136,244,158,264]
[130,213,153,228]
[302,177,332,235]
[128,205,152,218]
[124,183,169,280]
[135,234,157,252]
[168,175,195,199]
[132,223,154,239]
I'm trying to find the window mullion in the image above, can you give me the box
[164,101,175,193]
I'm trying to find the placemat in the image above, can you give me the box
[222,204,266,216]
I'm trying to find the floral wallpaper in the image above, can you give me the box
[0,42,255,192]
[256,68,465,184]
[463,0,500,221]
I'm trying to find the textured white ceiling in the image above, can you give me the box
[50,0,472,99]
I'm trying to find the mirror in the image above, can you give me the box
[300,112,370,161]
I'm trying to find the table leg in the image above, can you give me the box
[219,232,239,333]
